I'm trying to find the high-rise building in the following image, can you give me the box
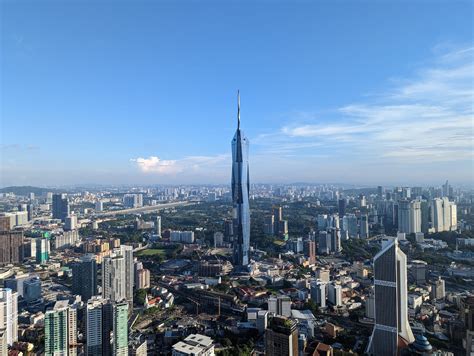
[267,295,291,317]
[0,229,24,265]
[52,194,70,221]
[265,316,299,356]
[329,228,341,253]
[95,200,103,212]
[72,254,98,302]
[23,277,42,302]
[44,300,77,356]
[303,239,316,265]
[65,215,78,231]
[102,246,133,305]
[359,214,369,239]
[155,215,162,237]
[328,283,343,307]
[338,198,346,217]
[343,214,358,238]
[367,237,414,355]
[398,200,421,234]
[231,91,250,267]
[86,297,128,356]
[0,288,18,346]
[318,231,330,254]
[36,237,50,264]
[264,215,275,235]
[430,277,445,301]
[136,269,150,289]
[310,280,327,308]
[431,197,457,232]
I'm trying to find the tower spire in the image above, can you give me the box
[237,90,240,130]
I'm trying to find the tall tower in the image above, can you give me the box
[231,91,250,267]
[72,254,98,302]
[367,237,414,355]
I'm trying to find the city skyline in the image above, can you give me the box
[2,1,473,187]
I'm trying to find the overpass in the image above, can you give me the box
[94,201,194,217]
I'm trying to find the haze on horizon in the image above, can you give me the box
[1,1,473,187]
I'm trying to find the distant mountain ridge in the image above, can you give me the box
[0,186,59,196]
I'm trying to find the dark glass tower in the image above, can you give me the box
[231,91,250,267]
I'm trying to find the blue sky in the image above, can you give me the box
[1,0,473,186]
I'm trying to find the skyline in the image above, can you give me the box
[1,1,473,187]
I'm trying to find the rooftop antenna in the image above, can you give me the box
[237,90,240,130]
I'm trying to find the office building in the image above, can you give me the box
[329,228,341,253]
[267,295,291,317]
[430,277,445,301]
[231,91,250,267]
[44,300,77,356]
[52,194,70,221]
[318,231,330,254]
[367,237,414,355]
[265,316,299,356]
[359,214,369,239]
[310,281,327,308]
[0,288,18,345]
[317,214,328,230]
[264,215,275,235]
[343,214,358,238]
[72,254,98,302]
[23,276,42,302]
[86,297,129,356]
[303,239,316,265]
[338,198,346,217]
[328,283,343,307]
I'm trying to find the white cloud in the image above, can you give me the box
[131,154,229,175]
[131,156,180,174]
[262,45,474,166]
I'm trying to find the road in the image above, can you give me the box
[94,201,194,217]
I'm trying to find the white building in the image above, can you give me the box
[310,280,327,308]
[431,197,457,232]
[172,334,215,356]
[328,283,343,307]
[170,231,195,244]
[0,288,18,345]
[398,200,421,234]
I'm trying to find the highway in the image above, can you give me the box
[94,201,194,217]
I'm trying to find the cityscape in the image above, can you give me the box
[1,1,473,356]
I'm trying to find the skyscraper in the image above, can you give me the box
[367,237,414,355]
[0,229,24,265]
[102,246,133,305]
[44,300,77,356]
[398,200,421,234]
[265,316,299,356]
[52,193,70,221]
[86,297,129,356]
[72,254,98,302]
[0,288,18,346]
[231,91,250,267]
